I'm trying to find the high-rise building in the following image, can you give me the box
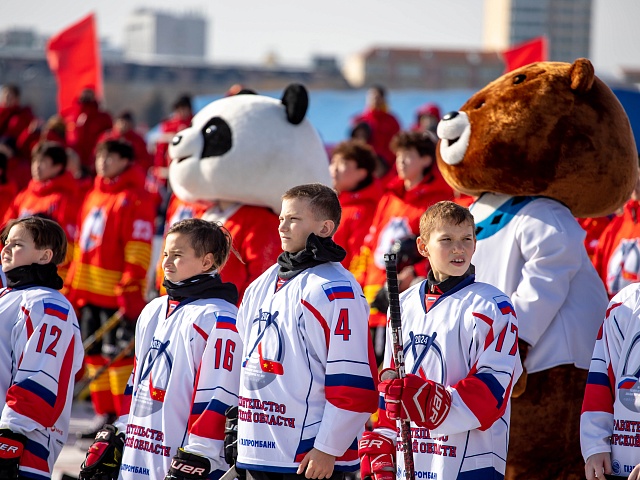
[124,9,207,62]
[483,0,592,62]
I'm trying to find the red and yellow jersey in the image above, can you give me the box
[333,180,383,273]
[354,171,453,326]
[65,165,156,310]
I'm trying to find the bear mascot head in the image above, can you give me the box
[168,83,331,214]
[436,58,637,217]
[434,58,637,479]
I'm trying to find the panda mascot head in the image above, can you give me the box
[168,84,331,213]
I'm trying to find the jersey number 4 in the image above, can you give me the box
[35,323,62,357]
[334,309,351,341]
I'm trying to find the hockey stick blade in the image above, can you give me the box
[219,465,238,480]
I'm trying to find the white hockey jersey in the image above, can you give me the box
[375,276,522,480]
[236,263,378,473]
[115,294,241,480]
[0,285,84,479]
[581,283,640,477]
[470,193,608,373]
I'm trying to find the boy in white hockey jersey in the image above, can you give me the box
[79,218,242,480]
[233,183,379,480]
[581,283,640,480]
[359,201,522,480]
[0,216,84,479]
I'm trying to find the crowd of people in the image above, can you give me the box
[0,80,639,480]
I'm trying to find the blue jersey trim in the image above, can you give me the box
[474,196,534,240]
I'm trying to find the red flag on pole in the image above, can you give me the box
[502,36,548,73]
[46,13,103,115]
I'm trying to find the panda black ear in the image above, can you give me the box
[281,84,308,125]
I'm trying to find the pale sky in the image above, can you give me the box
[2,0,639,77]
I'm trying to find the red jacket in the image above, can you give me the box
[153,115,192,172]
[593,200,640,298]
[0,181,17,224]
[578,215,614,260]
[0,105,34,143]
[65,165,156,312]
[98,128,152,173]
[352,109,400,172]
[64,101,112,171]
[334,179,383,272]
[354,168,453,327]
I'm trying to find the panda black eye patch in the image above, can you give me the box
[201,117,232,158]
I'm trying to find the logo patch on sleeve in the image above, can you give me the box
[493,295,517,318]
[322,281,355,301]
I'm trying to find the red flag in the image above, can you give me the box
[502,36,548,73]
[46,13,103,114]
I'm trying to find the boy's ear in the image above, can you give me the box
[416,236,429,258]
[318,220,335,238]
[36,248,54,265]
[202,252,215,271]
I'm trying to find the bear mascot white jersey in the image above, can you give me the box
[166,84,331,299]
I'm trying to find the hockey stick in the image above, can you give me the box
[82,310,124,352]
[218,465,238,480]
[73,337,136,399]
[383,253,415,480]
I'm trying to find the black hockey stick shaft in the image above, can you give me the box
[383,253,415,480]
[82,310,124,352]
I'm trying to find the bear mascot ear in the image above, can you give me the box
[569,58,595,93]
[281,84,309,125]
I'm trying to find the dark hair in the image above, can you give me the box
[391,130,437,158]
[0,150,7,184]
[282,183,342,232]
[1,216,67,265]
[2,84,20,98]
[96,139,134,161]
[117,110,134,123]
[370,84,386,98]
[33,141,68,169]
[419,201,475,242]
[172,94,192,111]
[331,140,378,176]
[167,218,232,271]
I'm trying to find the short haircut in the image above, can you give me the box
[2,84,20,98]
[419,201,475,241]
[173,94,192,111]
[331,140,378,176]
[391,131,437,159]
[167,218,232,272]
[370,84,386,98]
[1,216,67,265]
[33,141,68,169]
[282,183,342,232]
[96,139,134,161]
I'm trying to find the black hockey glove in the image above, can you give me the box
[0,429,27,480]
[370,284,389,314]
[79,424,125,480]
[223,406,238,467]
[165,448,210,480]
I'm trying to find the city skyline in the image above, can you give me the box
[1,0,639,77]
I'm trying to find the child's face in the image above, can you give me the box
[396,147,432,186]
[1,224,52,272]
[95,151,129,179]
[417,219,475,283]
[162,232,213,283]
[31,154,62,182]
[329,154,367,194]
[278,197,332,253]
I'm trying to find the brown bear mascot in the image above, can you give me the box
[436,58,637,479]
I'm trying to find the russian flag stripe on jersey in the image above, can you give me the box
[190,398,229,439]
[322,281,355,301]
[326,373,377,412]
[43,301,69,321]
[21,439,50,473]
[216,315,237,331]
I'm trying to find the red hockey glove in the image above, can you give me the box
[0,429,27,480]
[378,369,451,429]
[165,448,211,480]
[117,289,147,323]
[358,431,396,480]
[79,424,125,480]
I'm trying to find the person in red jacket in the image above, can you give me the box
[98,110,152,174]
[329,139,383,273]
[3,142,79,280]
[353,130,454,363]
[0,146,17,221]
[411,102,441,136]
[16,114,67,160]
[65,139,156,435]
[592,167,640,298]
[351,85,401,181]
[152,94,193,186]
[0,84,35,145]
[64,88,113,175]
